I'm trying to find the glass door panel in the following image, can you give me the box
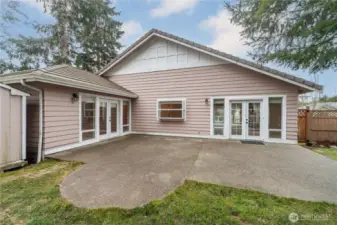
[231,102,243,137]
[123,101,130,132]
[110,103,117,133]
[81,97,96,141]
[100,102,107,135]
[247,102,261,138]
[213,99,224,135]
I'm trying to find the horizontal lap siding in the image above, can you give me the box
[109,64,299,140]
[43,86,79,150]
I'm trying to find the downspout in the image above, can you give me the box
[20,79,44,163]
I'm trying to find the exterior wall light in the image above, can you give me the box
[72,93,79,103]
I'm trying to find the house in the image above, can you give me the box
[0,29,322,163]
[0,84,29,170]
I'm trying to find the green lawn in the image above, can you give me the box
[1,160,336,225]
[313,147,337,161]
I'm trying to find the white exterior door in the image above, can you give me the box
[99,100,119,139]
[230,101,262,140]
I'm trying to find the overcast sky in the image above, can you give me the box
[5,0,337,95]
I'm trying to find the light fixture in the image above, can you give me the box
[205,98,209,104]
[72,93,79,103]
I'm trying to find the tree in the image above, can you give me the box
[225,0,337,73]
[0,0,28,73]
[1,0,124,73]
[320,95,337,102]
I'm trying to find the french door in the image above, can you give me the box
[99,100,119,139]
[230,100,262,140]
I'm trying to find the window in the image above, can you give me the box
[269,97,283,139]
[213,99,224,135]
[99,102,107,135]
[157,99,186,120]
[81,97,96,141]
[231,103,243,135]
[123,101,130,132]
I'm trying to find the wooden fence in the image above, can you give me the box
[298,109,337,143]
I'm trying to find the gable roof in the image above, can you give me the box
[98,29,322,92]
[0,64,137,98]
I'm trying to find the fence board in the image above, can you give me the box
[298,109,337,143]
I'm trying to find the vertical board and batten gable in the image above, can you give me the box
[109,36,226,76]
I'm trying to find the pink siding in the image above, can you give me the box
[108,64,299,140]
[43,85,79,149]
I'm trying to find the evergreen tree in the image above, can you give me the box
[225,0,337,73]
[1,0,123,73]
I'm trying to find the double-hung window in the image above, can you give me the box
[157,99,186,120]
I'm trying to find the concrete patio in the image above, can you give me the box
[50,134,337,208]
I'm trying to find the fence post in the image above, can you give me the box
[305,107,309,142]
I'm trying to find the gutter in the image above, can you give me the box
[20,79,44,163]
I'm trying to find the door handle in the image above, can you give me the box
[246,119,248,124]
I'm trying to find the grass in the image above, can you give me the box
[312,147,337,161]
[1,160,336,225]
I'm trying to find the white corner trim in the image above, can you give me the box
[21,96,26,160]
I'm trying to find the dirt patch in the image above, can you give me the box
[0,162,69,183]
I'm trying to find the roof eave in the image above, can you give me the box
[0,74,138,98]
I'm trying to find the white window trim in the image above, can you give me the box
[156,98,187,121]
[79,92,132,143]
[210,94,287,141]
[211,98,225,136]
[122,99,132,133]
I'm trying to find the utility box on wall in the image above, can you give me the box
[0,83,29,171]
